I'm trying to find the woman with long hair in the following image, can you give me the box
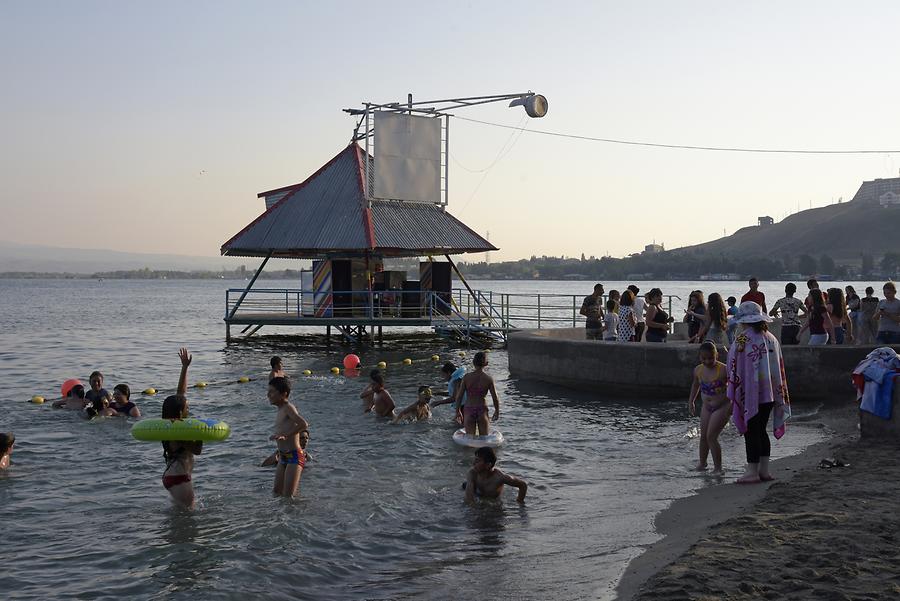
[684,290,706,343]
[845,285,861,344]
[799,288,835,345]
[695,292,728,345]
[827,287,852,344]
[644,288,673,343]
[617,290,637,342]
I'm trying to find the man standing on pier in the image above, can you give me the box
[741,277,767,313]
[581,283,605,340]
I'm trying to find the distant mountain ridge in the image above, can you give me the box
[0,241,296,273]
[672,176,900,264]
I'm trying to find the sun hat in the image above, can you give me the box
[735,301,772,324]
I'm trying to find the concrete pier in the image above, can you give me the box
[507,328,899,403]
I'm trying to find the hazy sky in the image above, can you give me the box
[3,2,899,261]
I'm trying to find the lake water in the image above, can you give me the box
[0,278,853,600]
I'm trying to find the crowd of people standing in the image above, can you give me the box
[581,278,900,346]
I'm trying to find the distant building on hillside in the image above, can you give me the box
[758,216,774,226]
[643,243,664,254]
[879,191,900,208]
[850,176,900,205]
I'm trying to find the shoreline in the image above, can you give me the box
[616,403,859,600]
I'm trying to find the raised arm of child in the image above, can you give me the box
[500,471,528,503]
[177,348,192,397]
[688,367,701,416]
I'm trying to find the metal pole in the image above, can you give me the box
[227,251,272,320]
[443,115,449,207]
[572,295,576,327]
[538,294,542,329]
[364,106,371,203]
[668,296,673,333]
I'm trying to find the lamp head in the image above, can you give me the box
[509,94,548,118]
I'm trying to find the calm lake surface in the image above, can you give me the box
[0,278,854,600]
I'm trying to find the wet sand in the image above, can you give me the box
[618,404,900,600]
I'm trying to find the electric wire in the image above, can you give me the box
[453,115,900,155]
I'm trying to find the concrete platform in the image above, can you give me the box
[507,327,900,403]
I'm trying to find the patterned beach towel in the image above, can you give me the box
[727,328,790,438]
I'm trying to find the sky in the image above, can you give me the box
[3,2,899,262]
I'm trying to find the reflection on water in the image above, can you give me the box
[0,279,829,601]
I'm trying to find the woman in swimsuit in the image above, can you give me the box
[160,348,203,509]
[454,352,500,437]
[109,384,141,417]
[688,342,731,475]
[694,292,728,345]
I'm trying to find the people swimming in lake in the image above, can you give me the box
[361,369,396,417]
[393,386,434,423]
[161,348,203,509]
[268,376,309,498]
[688,342,731,475]
[455,352,499,437]
[108,384,141,417]
[430,362,467,419]
[52,384,87,410]
[269,356,285,380]
[85,371,112,406]
[0,432,14,470]
[261,429,311,467]
[463,447,527,504]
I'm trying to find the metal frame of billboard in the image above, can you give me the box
[344,92,542,209]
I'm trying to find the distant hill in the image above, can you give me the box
[672,176,900,264]
[0,241,301,274]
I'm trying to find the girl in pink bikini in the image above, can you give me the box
[688,342,731,475]
[160,348,203,509]
[455,352,500,437]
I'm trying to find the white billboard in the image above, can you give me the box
[373,112,442,203]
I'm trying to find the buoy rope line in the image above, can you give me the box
[27,351,474,403]
[454,115,900,155]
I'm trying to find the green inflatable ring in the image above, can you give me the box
[131,418,231,442]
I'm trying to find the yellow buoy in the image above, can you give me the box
[431,354,440,361]
[194,382,208,389]
[30,395,45,404]
[143,388,157,395]
[458,352,466,357]
[330,367,340,374]
[377,361,387,369]
[237,377,250,384]
[302,369,312,376]
[402,358,412,365]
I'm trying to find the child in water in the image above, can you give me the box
[161,348,203,509]
[0,432,14,469]
[464,447,527,504]
[455,352,499,437]
[688,342,732,475]
[260,430,311,467]
[268,376,309,498]
[269,356,285,381]
[361,370,396,417]
[52,384,87,410]
[393,386,434,423]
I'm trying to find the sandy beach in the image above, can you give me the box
[618,403,900,600]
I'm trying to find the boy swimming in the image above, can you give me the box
[269,356,285,380]
[361,370,396,417]
[0,432,14,469]
[464,447,527,504]
[393,386,434,423]
[269,376,309,498]
[52,384,87,410]
[85,371,112,406]
[260,430,311,467]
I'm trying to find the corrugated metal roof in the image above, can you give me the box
[221,143,496,258]
[370,201,496,254]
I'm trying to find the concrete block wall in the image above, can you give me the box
[507,328,898,403]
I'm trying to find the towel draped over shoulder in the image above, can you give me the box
[727,328,790,438]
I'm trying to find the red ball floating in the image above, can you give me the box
[61,378,82,397]
[343,354,361,370]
